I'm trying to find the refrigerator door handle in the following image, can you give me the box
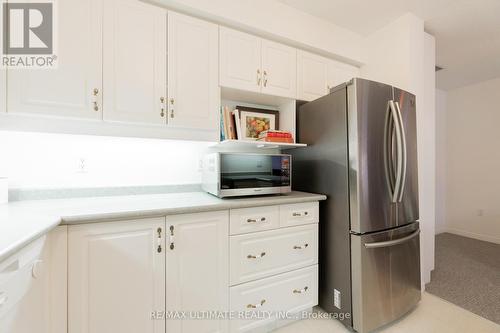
[395,101,407,202]
[364,229,420,249]
[388,100,403,203]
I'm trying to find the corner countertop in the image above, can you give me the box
[0,191,326,262]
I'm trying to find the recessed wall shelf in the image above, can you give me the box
[213,139,307,150]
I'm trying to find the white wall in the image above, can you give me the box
[0,131,210,189]
[444,77,500,244]
[421,33,436,282]
[435,89,447,234]
[360,14,436,286]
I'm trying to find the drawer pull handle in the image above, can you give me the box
[247,252,266,259]
[247,299,266,308]
[292,211,309,217]
[293,243,309,250]
[247,217,266,223]
[293,286,309,294]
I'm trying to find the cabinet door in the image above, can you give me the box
[220,27,261,93]
[296,51,328,101]
[261,40,296,98]
[166,211,229,333]
[327,59,359,90]
[167,12,219,130]
[103,0,166,125]
[7,0,102,119]
[68,218,165,333]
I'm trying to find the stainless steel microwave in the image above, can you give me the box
[202,153,292,198]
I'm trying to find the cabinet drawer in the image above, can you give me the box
[230,205,280,235]
[230,224,318,285]
[280,202,319,227]
[230,265,318,333]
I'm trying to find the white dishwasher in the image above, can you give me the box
[0,237,45,330]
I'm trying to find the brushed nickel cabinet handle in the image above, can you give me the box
[257,69,261,86]
[263,70,268,87]
[92,88,99,112]
[293,286,309,294]
[292,211,309,217]
[160,97,165,117]
[293,243,309,250]
[247,252,266,259]
[246,217,266,223]
[169,98,175,118]
[247,299,266,308]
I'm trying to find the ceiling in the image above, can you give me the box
[277,0,500,90]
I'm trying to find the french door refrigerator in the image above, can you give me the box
[287,78,421,333]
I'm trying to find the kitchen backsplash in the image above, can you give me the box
[0,131,212,190]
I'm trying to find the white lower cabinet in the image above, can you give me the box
[230,265,318,333]
[68,218,166,333]
[230,224,318,285]
[63,201,319,333]
[166,211,229,333]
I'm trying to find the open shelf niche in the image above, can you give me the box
[212,87,307,151]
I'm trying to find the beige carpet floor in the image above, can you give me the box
[425,233,500,324]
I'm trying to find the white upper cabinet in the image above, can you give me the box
[327,59,359,90]
[68,218,165,333]
[103,0,166,125]
[7,0,102,119]
[220,27,297,99]
[166,211,229,333]
[296,50,329,101]
[261,40,297,98]
[220,27,262,93]
[167,12,219,130]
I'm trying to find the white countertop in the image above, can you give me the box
[0,191,326,262]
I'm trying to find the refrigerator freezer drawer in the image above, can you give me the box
[351,222,421,333]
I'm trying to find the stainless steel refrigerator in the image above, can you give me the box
[287,78,421,333]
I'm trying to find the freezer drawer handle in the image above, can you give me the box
[364,230,420,249]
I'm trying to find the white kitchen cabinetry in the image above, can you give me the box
[220,27,262,93]
[229,201,320,332]
[261,40,297,98]
[68,218,165,333]
[296,50,329,101]
[327,59,359,91]
[166,211,229,333]
[7,0,102,119]
[103,0,166,125]
[220,27,296,98]
[230,224,318,285]
[0,227,67,333]
[230,265,318,333]
[167,12,219,130]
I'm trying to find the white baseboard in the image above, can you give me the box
[441,228,500,245]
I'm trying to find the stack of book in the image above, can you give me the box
[257,130,294,143]
[220,106,242,141]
